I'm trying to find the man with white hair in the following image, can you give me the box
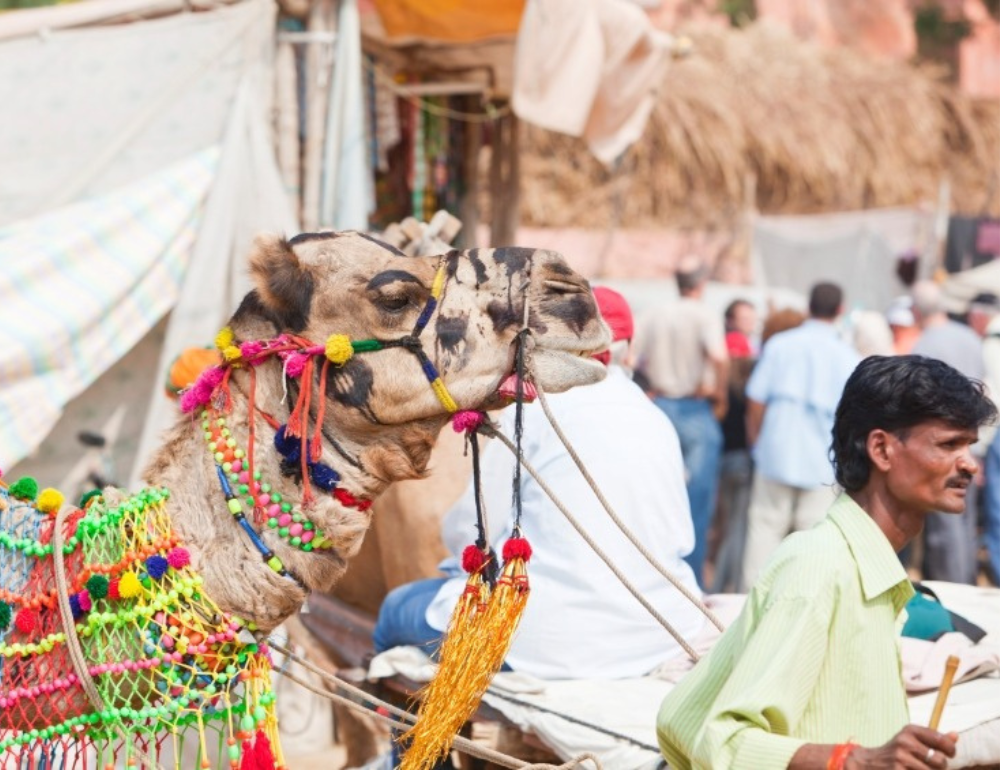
[911,279,986,583]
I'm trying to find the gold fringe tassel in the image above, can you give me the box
[400,558,530,770]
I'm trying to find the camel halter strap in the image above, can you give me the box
[327,262,459,413]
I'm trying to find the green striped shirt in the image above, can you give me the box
[657,494,914,769]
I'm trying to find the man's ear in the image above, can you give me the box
[867,429,892,473]
[248,234,315,332]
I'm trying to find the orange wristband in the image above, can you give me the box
[827,742,859,770]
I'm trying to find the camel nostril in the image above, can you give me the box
[543,278,588,295]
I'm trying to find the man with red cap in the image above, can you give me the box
[374,286,705,682]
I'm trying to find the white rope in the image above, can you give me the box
[268,640,603,770]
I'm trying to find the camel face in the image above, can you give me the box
[239,232,610,425]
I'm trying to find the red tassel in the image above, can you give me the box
[462,545,489,574]
[502,537,532,563]
[251,730,276,770]
[239,739,255,770]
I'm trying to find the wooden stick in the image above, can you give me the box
[928,655,960,731]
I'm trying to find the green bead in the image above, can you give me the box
[266,556,283,573]
[260,483,271,493]
[228,744,240,761]
[245,497,255,507]
[253,470,261,480]
[303,522,314,531]
[280,503,292,513]
[292,513,303,523]
[238,484,249,495]
[302,543,313,552]
[278,527,289,538]
[290,537,301,547]
[271,493,282,503]
[267,518,278,528]
[241,714,255,732]
[254,706,267,723]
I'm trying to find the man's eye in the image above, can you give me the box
[377,295,410,313]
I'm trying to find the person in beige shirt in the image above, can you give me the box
[634,255,729,586]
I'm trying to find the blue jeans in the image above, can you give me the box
[373,577,448,656]
[986,433,1000,585]
[653,397,723,587]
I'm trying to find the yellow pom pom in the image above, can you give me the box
[215,327,235,351]
[222,345,242,362]
[325,334,354,365]
[118,572,142,599]
[36,488,65,514]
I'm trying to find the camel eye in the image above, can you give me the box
[376,294,411,313]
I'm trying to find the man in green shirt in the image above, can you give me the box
[658,355,997,770]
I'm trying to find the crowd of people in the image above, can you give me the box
[634,260,1000,592]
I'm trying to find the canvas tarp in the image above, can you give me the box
[943,259,1000,313]
[751,207,938,312]
[0,0,297,487]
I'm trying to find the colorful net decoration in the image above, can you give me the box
[0,478,283,769]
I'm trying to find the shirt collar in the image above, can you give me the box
[828,494,914,612]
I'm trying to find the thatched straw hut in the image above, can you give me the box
[518,21,1000,229]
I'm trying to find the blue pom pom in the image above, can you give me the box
[274,424,305,462]
[69,594,83,620]
[309,462,340,492]
[146,554,169,580]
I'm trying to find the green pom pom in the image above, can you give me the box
[79,489,102,508]
[85,574,109,599]
[0,602,11,630]
[9,477,38,501]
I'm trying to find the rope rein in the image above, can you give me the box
[267,639,603,770]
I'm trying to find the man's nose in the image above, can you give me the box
[957,447,979,475]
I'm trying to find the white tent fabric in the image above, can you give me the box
[0,151,216,468]
[512,0,673,166]
[0,0,298,484]
[751,207,936,312]
[320,0,374,230]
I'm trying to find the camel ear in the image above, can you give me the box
[248,234,315,332]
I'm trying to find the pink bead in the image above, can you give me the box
[172,651,184,662]
[113,663,125,674]
[278,514,292,527]
[301,531,315,544]
[251,482,261,493]
[155,612,166,624]
[161,635,174,649]
[267,504,281,517]
[238,472,250,484]
[231,460,243,472]
[205,634,216,645]
[67,674,77,683]
[150,657,161,666]
[289,523,303,537]
[258,494,271,506]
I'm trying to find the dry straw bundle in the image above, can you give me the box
[518,22,1000,229]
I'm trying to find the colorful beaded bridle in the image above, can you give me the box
[180,262,460,587]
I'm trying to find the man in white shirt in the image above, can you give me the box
[373,287,705,680]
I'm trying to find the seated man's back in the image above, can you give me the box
[429,364,705,679]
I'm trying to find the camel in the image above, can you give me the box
[0,231,610,767]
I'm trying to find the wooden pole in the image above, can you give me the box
[928,655,960,731]
[456,95,482,250]
[302,0,334,232]
[489,109,520,246]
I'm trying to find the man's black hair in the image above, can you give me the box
[809,282,843,319]
[831,355,997,492]
[724,298,753,325]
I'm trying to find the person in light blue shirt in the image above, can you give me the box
[742,283,860,586]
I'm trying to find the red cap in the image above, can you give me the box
[592,287,634,343]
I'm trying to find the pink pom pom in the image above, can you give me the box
[497,375,537,403]
[240,341,266,362]
[462,545,489,574]
[78,591,92,612]
[502,537,532,563]
[167,547,191,570]
[201,366,225,388]
[452,410,484,433]
[179,388,204,414]
[285,352,308,378]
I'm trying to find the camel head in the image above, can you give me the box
[232,231,610,430]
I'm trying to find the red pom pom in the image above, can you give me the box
[462,545,488,574]
[502,537,532,563]
[14,608,36,635]
[167,547,191,570]
[107,578,121,601]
